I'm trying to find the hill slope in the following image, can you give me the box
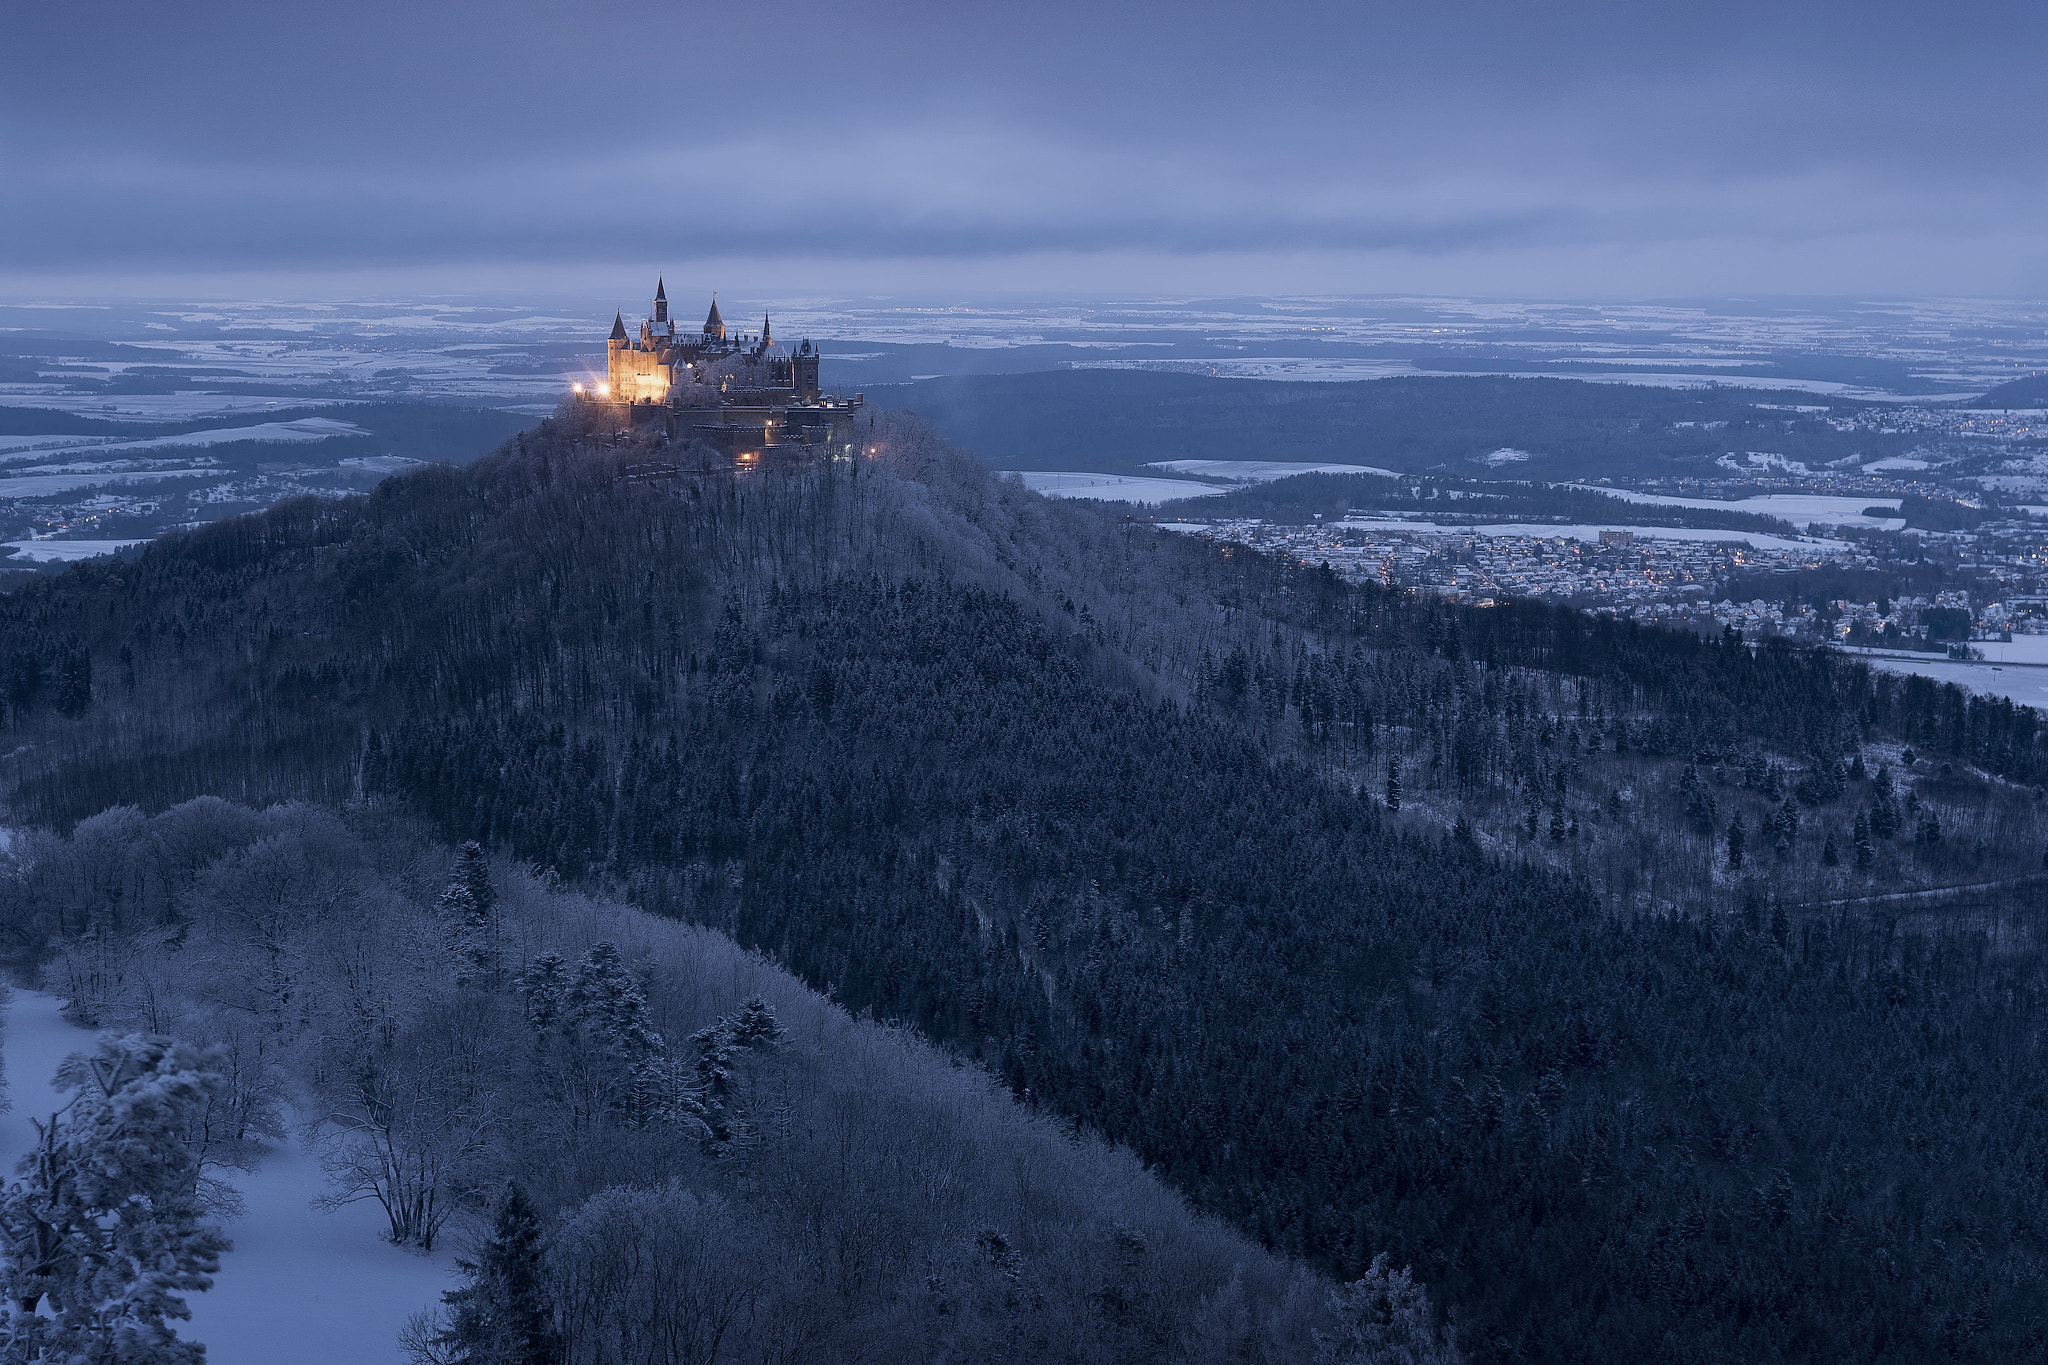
[2,407,2047,1364]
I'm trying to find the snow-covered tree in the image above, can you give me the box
[0,1034,231,1365]
[1313,1254,1462,1365]
[444,842,502,990]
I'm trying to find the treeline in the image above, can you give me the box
[1161,472,1797,535]
[0,408,2045,1361]
[2,800,1363,1364]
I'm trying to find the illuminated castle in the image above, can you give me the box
[595,278,862,460]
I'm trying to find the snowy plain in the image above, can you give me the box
[0,988,454,1365]
[1585,488,1907,530]
[1834,648,2048,709]
[2,540,146,563]
[1006,471,1231,504]
[1145,459,1397,481]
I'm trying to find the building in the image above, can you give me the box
[596,278,863,461]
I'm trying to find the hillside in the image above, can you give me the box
[1966,373,2048,408]
[2,406,2047,1363]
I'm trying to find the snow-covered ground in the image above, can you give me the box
[1007,471,1231,504]
[0,469,219,499]
[1588,488,1906,530]
[3,540,146,563]
[0,988,454,1365]
[1835,648,2048,708]
[1146,459,1397,481]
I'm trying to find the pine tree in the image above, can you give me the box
[0,1035,231,1364]
[1548,806,1567,843]
[431,1182,561,1365]
[1727,814,1746,869]
[446,842,501,989]
[516,953,570,1034]
[1385,759,1401,812]
[1822,833,1839,867]
[1854,812,1875,871]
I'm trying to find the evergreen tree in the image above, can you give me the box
[516,953,570,1034]
[1854,813,1875,871]
[447,842,501,989]
[430,1182,561,1365]
[1548,806,1567,843]
[1727,814,1746,869]
[0,1035,230,1364]
[1821,833,1839,867]
[1385,759,1401,812]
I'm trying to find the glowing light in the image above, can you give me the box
[572,383,584,393]
[597,384,611,397]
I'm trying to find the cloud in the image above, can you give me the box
[4,0,2046,295]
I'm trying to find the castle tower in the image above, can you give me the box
[653,276,668,326]
[607,310,628,393]
[703,296,725,342]
[793,338,820,397]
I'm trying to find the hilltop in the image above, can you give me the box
[2,404,2047,1363]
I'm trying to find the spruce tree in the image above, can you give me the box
[0,1035,230,1364]
[432,1182,561,1365]
[1854,813,1875,871]
[1385,759,1401,812]
[1822,833,1839,867]
[1727,814,1746,869]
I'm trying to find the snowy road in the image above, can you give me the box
[0,988,455,1365]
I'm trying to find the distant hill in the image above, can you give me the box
[1964,373,2048,408]
[875,370,1908,478]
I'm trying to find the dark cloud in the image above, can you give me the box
[4,0,2045,294]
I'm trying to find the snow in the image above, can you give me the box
[1587,488,1906,530]
[1007,471,1232,504]
[2,540,146,563]
[1864,457,1934,471]
[0,469,219,499]
[0,989,454,1364]
[1834,649,2048,709]
[1476,448,1531,467]
[1146,459,1397,481]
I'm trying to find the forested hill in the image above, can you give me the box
[3,406,2047,1363]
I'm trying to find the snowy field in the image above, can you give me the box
[1589,488,1906,530]
[1007,471,1231,504]
[1146,459,1397,481]
[1331,517,1856,554]
[1835,648,2048,709]
[0,469,219,499]
[0,989,454,1364]
[3,540,146,563]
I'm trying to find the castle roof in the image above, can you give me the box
[655,276,666,302]
[705,298,723,330]
[610,310,628,341]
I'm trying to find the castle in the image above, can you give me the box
[594,278,863,462]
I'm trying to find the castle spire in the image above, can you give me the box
[762,313,771,344]
[703,295,724,341]
[653,276,668,325]
[610,310,628,342]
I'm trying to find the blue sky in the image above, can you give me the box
[4,0,2045,298]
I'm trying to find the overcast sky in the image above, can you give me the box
[4,0,2045,299]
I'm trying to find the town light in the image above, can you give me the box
[572,383,583,393]
[597,384,611,397]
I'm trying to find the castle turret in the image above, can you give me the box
[704,296,725,342]
[654,276,668,326]
[609,310,628,342]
